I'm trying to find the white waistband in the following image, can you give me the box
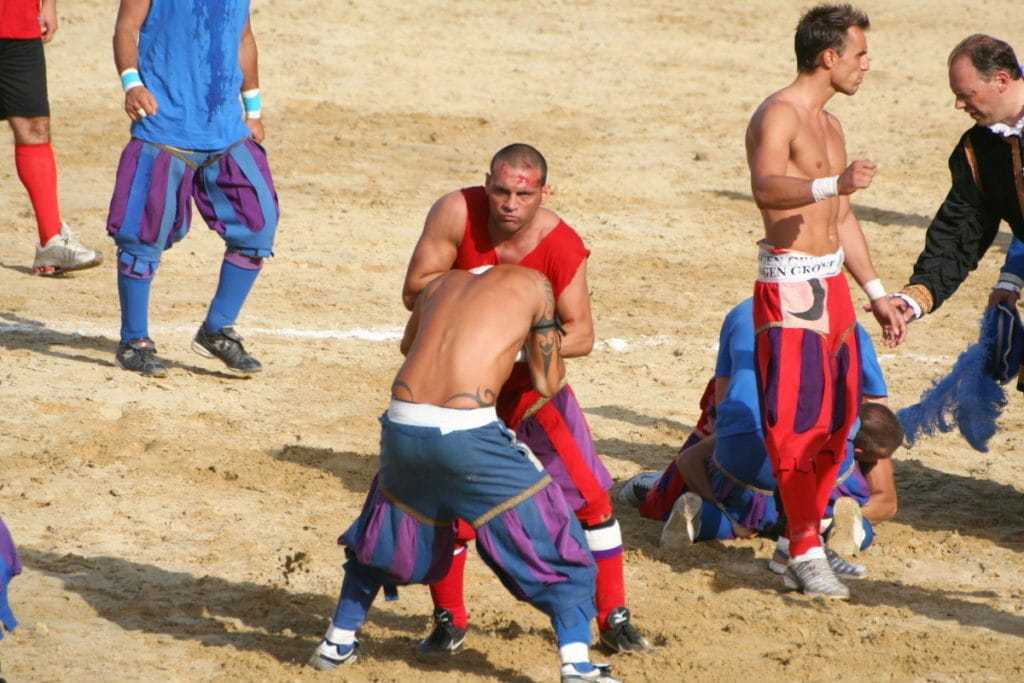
[387,399,498,433]
[757,244,844,282]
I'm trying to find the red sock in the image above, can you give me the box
[15,142,62,245]
[428,543,469,628]
[594,551,626,630]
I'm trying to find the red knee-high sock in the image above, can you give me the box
[594,552,626,629]
[15,142,63,245]
[429,543,469,629]
[584,519,626,630]
[777,467,821,558]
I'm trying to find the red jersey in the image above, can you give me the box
[454,185,590,424]
[0,1,42,39]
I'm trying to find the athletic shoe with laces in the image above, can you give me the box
[782,556,850,600]
[768,540,867,579]
[415,607,466,661]
[33,222,104,275]
[307,639,359,670]
[660,491,702,548]
[598,606,654,654]
[561,662,622,683]
[115,338,167,378]
[191,325,262,374]
[827,496,866,557]
[617,470,661,506]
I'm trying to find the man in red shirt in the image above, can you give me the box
[402,143,652,658]
[0,0,103,274]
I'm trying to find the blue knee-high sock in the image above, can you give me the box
[118,272,153,342]
[204,259,260,333]
[331,563,381,632]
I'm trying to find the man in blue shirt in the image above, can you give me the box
[108,0,280,378]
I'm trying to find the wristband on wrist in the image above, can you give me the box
[995,272,1024,293]
[120,68,143,92]
[862,278,886,301]
[811,175,839,202]
[242,88,262,119]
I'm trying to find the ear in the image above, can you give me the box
[821,48,837,69]
[994,70,1011,92]
[540,183,552,204]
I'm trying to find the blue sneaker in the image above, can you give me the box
[307,639,359,670]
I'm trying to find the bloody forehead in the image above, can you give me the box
[495,161,542,188]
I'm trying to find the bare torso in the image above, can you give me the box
[746,89,848,255]
[392,266,559,409]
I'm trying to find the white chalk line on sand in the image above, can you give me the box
[0,321,958,362]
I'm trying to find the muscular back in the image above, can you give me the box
[393,266,564,409]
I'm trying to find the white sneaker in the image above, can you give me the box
[33,223,104,275]
[828,496,865,556]
[660,491,702,547]
[617,470,661,506]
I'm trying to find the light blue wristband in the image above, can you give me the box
[120,68,143,92]
[242,88,262,119]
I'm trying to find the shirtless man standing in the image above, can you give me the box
[309,265,618,683]
[744,3,906,600]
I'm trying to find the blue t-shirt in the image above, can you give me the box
[713,299,760,437]
[132,0,251,149]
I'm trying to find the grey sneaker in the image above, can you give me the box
[828,496,865,557]
[307,639,359,670]
[782,556,850,600]
[598,606,654,654]
[769,540,867,579]
[33,223,103,275]
[415,607,466,661]
[617,470,661,506]
[561,663,621,683]
[115,338,167,378]
[660,491,702,547]
[191,325,262,374]
[824,545,868,579]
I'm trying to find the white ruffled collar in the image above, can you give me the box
[989,112,1024,137]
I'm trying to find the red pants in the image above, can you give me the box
[754,270,861,558]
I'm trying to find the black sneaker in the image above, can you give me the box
[191,325,262,374]
[415,607,467,661]
[115,338,167,378]
[599,607,654,654]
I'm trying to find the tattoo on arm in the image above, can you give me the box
[531,279,561,374]
[443,387,496,408]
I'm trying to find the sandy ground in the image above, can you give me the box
[0,1,1022,681]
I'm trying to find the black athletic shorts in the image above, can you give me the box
[0,38,50,121]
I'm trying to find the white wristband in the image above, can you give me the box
[862,278,886,301]
[811,175,839,202]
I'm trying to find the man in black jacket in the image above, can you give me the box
[895,34,1024,320]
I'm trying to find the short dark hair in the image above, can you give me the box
[948,34,1023,81]
[853,402,904,459]
[489,143,548,185]
[794,3,870,74]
